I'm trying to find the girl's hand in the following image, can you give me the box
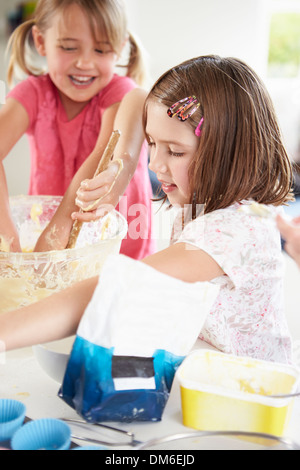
[0,216,22,252]
[0,204,22,253]
[0,229,21,253]
[277,214,300,268]
[34,216,73,252]
[71,159,123,222]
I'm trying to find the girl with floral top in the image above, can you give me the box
[0,55,294,364]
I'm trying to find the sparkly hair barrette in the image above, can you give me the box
[167,95,204,137]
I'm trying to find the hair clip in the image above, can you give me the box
[167,96,200,121]
[167,96,204,136]
[195,117,204,137]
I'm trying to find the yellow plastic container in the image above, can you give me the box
[177,350,300,436]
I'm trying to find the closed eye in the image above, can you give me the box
[59,46,77,52]
[95,44,114,54]
[168,150,184,157]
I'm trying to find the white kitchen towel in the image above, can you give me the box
[60,254,219,422]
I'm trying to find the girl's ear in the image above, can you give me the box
[32,25,47,56]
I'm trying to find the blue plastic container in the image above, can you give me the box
[11,418,71,450]
[0,399,26,442]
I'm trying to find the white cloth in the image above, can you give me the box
[172,201,292,364]
[77,254,220,358]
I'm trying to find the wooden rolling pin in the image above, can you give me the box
[66,130,121,249]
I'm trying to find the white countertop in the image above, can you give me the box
[1,342,300,451]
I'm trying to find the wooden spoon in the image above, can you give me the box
[66,130,121,249]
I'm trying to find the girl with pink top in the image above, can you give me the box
[0,0,155,259]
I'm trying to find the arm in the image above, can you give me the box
[34,101,120,251]
[143,242,224,282]
[72,87,147,221]
[0,163,21,252]
[0,242,223,351]
[277,214,300,268]
[0,98,29,252]
[0,276,99,351]
[35,88,147,251]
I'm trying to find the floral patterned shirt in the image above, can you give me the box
[172,201,292,364]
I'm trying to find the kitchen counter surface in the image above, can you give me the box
[1,343,300,451]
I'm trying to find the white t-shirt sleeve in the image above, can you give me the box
[173,204,282,289]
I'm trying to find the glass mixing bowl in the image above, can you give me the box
[0,195,127,315]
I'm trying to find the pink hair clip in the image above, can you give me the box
[167,96,203,136]
[195,117,204,137]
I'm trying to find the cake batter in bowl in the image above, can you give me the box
[0,195,127,315]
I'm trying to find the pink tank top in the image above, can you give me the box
[8,74,155,259]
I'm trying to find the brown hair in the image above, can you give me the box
[144,55,293,213]
[7,0,146,87]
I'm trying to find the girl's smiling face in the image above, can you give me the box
[146,101,199,207]
[33,3,119,117]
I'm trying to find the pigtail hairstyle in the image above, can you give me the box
[124,32,148,87]
[6,19,41,87]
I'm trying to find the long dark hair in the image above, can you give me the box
[144,55,293,214]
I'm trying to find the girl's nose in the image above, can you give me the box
[76,50,94,69]
[148,147,168,175]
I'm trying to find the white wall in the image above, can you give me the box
[125,0,271,83]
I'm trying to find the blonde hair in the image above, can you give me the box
[145,55,293,213]
[7,0,147,87]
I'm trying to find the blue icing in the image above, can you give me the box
[59,336,184,423]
